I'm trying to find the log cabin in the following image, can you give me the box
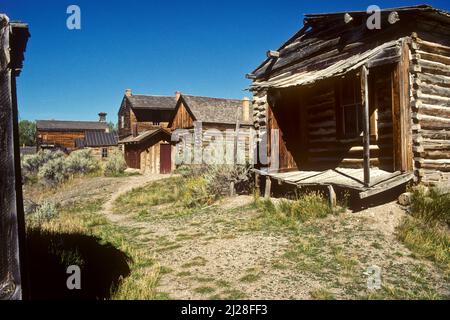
[168,94,254,166]
[36,113,109,152]
[74,131,119,161]
[118,89,177,173]
[0,14,29,299]
[248,5,450,200]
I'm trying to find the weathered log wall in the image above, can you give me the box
[410,37,450,184]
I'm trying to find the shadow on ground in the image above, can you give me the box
[26,228,130,300]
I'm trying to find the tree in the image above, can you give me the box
[18,120,36,146]
[108,121,118,134]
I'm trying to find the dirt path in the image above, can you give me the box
[101,174,171,223]
[94,176,448,300]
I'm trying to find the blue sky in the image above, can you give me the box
[3,0,450,123]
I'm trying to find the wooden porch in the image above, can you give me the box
[254,168,414,200]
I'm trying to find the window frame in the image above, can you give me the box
[102,147,108,158]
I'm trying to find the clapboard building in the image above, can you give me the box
[248,5,450,200]
[36,113,109,152]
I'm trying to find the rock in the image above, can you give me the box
[398,192,413,206]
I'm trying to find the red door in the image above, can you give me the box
[160,144,171,174]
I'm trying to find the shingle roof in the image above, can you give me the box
[36,120,108,131]
[180,95,252,125]
[126,95,176,110]
[83,131,118,147]
[119,128,170,144]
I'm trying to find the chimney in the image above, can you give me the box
[98,112,107,123]
[175,91,181,101]
[125,89,132,97]
[242,97,250,122]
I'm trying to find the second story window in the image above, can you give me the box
[121,115,125,129]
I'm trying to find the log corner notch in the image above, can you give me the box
[344,13,353,24]
[266,50,280,58]
[361,65,371,187]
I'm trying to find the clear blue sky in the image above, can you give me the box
[3,0,450,123]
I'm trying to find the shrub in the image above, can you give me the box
[38,156,69,187]
[104,151,127,177]
[29,201,59,224]
[66,149,100,175]
[22,150,65,182]
[179,177,211,208]
[203,165,252,198]
[410,186,450,227]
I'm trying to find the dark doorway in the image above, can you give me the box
[160,144,171,174]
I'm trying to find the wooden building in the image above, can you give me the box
[75,131,119,160]
[118,89,176,139]
[120,128,173,174]
[36,113,109,152]
[168,94,254,165]
[248,5,450,199]
[0,14,29,300]
[118,90,177,173]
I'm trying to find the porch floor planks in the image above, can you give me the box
[256,167,411,196]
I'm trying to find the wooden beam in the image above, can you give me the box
[267,50,280,58]
[361,65,371,187]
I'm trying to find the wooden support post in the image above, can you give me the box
[361,65,371,187]
[229,181,235,197]
[327,185,337,208]
[264,176,272,199]
[255,173,261,196]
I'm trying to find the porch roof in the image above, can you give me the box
[253,168,414,199]
[250,39,401,91]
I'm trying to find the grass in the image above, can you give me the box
[397,217,450,271]
[26,196,161,300]
[310,289,336,300]
[253,191,334,230]
[397,185,450,274]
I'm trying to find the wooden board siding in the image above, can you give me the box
[410,37,450,184]
[37,130,86,149]
[124,131,173,173]
[170,102,194,130]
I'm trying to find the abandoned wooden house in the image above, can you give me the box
[168,94,254,165]
[248,5,450,200]
[36,112,110,152]
[118,89,177,173]
[0,14,29,300]
[74,131,119,160]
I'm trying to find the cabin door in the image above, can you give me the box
[160,144,171,174]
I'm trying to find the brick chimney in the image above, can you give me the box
[125,89,132,97]
[242,97,250,122]
[175,91,181,101]
[98,112,107,123]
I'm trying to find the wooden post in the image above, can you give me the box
[327,185,337,208]
[264,176,272,199]
[361,65,371,187]
[255,173,261,195]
